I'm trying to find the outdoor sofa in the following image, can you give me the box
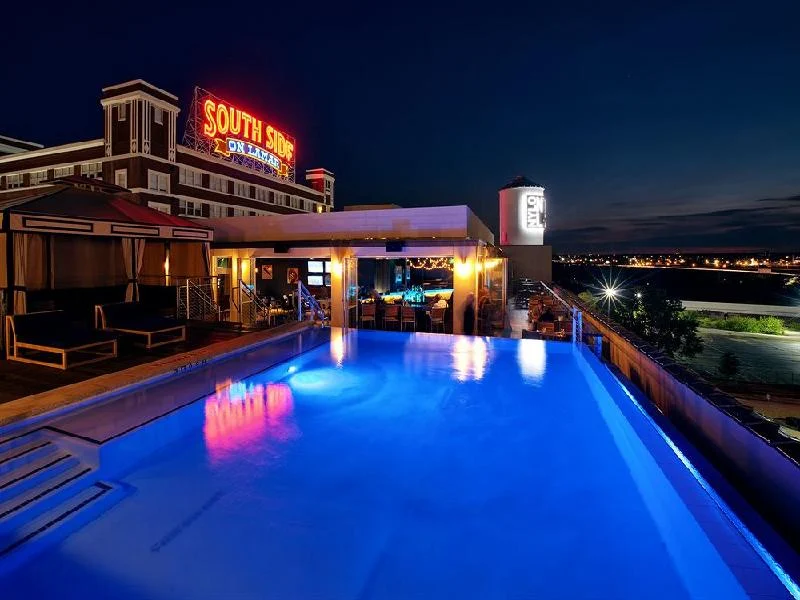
[5,310,118,369]
[95,302,186,349]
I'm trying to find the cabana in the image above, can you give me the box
[0,180,213,341]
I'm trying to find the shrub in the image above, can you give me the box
[718,351,740,378]
[696,314,785,335]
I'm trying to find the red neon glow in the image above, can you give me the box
[203,380,298,462]
[202,99,295,165]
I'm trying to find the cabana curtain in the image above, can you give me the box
[122,238,147,302]
[170,242,207,280]
[52,237,126,289]
[0,233,7,290]
[10,233,47,314]
[203,242,212,278]
[13,233,27,314]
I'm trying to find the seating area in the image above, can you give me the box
[95,302,186,349]
[5,310,118,370]
[514,280,573,341]
[358,299,450,333]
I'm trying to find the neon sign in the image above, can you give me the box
[524,191,545,230]
[201,98,295,179]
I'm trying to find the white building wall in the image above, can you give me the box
[499,185,546,245]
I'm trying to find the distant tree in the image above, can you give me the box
[718,352,740,378]
[609,288,704,358]
[578,291,597,308]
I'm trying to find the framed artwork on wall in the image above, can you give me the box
[287,267,300,284]
[261,264,273,280]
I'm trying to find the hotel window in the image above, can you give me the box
[178,199,203,217]
[209,174,227,192]
[179,166,202,187]
[115,169,128,188]
[209,204,224,218]
[234,181,249,197]
[147,201,171,214]
[154,106,163,125]
[268,190,275,203]
[325,180,331,190]
[30,170,48,185]
[256,187,269,202]
[6,173,22,189]
[148,170,169,193]
[118,103,127,121]
[53,166,74,178]
[80,162,102,179]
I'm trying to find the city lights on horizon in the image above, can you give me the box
[554,252,800,273]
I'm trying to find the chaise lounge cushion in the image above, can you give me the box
[102,303,183,333]
[12,311,117,349]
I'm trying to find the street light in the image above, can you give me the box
[603,286,618,317]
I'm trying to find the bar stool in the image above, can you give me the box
[401,305,416,331]
[429,307,445,333]
[383,304,400,329]
[360,302,376,328]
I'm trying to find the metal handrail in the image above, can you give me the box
[238,279,271,326]
[176,277,222,321]
[541,282,582,345]
[297,281,326,323]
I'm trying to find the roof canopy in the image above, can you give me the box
[0,184,212,242]
[500,175,543,190]
[209,205,494,246]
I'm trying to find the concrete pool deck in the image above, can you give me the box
[0,322,316,432]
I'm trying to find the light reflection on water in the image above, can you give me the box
[517,338,546,382]
[396,333,494,382]
[451,336,489,382]
[204,379,298,462]
[330,327,346,367]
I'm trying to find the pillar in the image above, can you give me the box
[452,245,478,334]
[329,246,349,328]
[229,253,241,322]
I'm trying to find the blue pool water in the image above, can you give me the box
[1,330,795,599]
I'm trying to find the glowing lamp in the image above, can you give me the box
[455,259,473,277]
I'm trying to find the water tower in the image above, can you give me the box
[499,176,552,282]
[499,176,546,245]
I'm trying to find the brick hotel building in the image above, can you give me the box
[0,80,334,218]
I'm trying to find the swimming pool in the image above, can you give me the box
[0,329,796,599]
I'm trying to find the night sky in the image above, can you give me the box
[2,2,799,252]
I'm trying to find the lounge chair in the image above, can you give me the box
[5,310,117,369]
[95,302,186,349]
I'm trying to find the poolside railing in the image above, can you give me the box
[541,282,582,345]
[236,279,271,327]
[176,277,222,322]
[297,281,326,324]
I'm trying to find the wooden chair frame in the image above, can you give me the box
[360,303,377,328]
[401,306,416,331]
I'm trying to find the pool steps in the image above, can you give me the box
[0,430,125,575]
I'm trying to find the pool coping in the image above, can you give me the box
[0,322,317,436]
